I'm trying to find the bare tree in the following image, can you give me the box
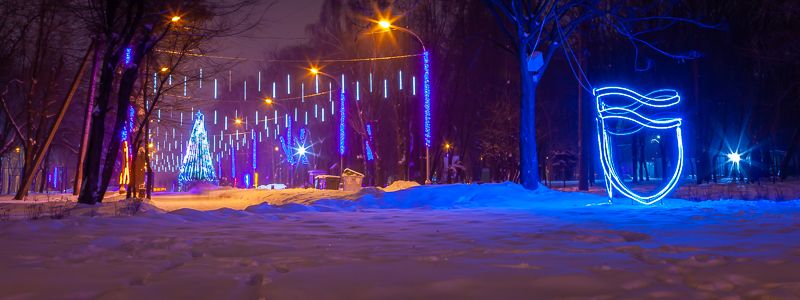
[485,0,714,190]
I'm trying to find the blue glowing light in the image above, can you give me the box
[123,47,133,67]
[423,51,432,148]
[365,124,374,161]
[280,125,310,166]
[594,86,684,205]
[339,79,346,156]
[178,112,217,190]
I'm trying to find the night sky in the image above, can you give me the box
[216,0,325,73]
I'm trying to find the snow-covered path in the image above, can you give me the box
[1,184,800,299]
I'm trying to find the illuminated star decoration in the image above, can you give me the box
[594,86,685,205]
[280,122,310,166]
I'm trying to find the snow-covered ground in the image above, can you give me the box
[1,183,800,299]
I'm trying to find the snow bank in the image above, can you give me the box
[239,182,610,212]
[381,180,420,192]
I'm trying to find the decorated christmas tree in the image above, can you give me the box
[178,111,216,190]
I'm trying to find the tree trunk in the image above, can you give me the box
[779,126,799,181]
[631,135,639,183]
[519,57,540,190]
[78,46,117,205]
[75,41,100,195]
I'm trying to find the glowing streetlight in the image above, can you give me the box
[444,142,451,150]
[264,97,273,105]
[274,146,279,152]
[170,16,181,22]
[234,118,242,125]
[160,67,169,72]
[148,142,154,148]
[727,152,742,164]
[308,67,345,174]
[374,14,432,184]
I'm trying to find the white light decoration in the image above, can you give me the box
[594,86,684,205]
[727,152,742,164]
[413,76,416,95]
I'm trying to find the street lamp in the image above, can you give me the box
[309,67,346,175]
[374,18,433,185]
[170,16,181,22]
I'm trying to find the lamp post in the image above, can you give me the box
[309,68,346,176]
[377,19,432,185]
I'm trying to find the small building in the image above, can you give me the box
[341,168,365,192]
[314,175,340,190]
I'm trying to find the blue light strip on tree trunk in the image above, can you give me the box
[423,51,432,148]
[339,75,346,156]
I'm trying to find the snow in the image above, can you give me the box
[380,180,420,192]
[1,183,800,299]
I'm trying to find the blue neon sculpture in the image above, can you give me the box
[594,86,684,205]
[280,123,310,166]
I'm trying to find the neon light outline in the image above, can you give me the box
[594,86,684,205]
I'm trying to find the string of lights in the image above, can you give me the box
[155,49,423,63]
